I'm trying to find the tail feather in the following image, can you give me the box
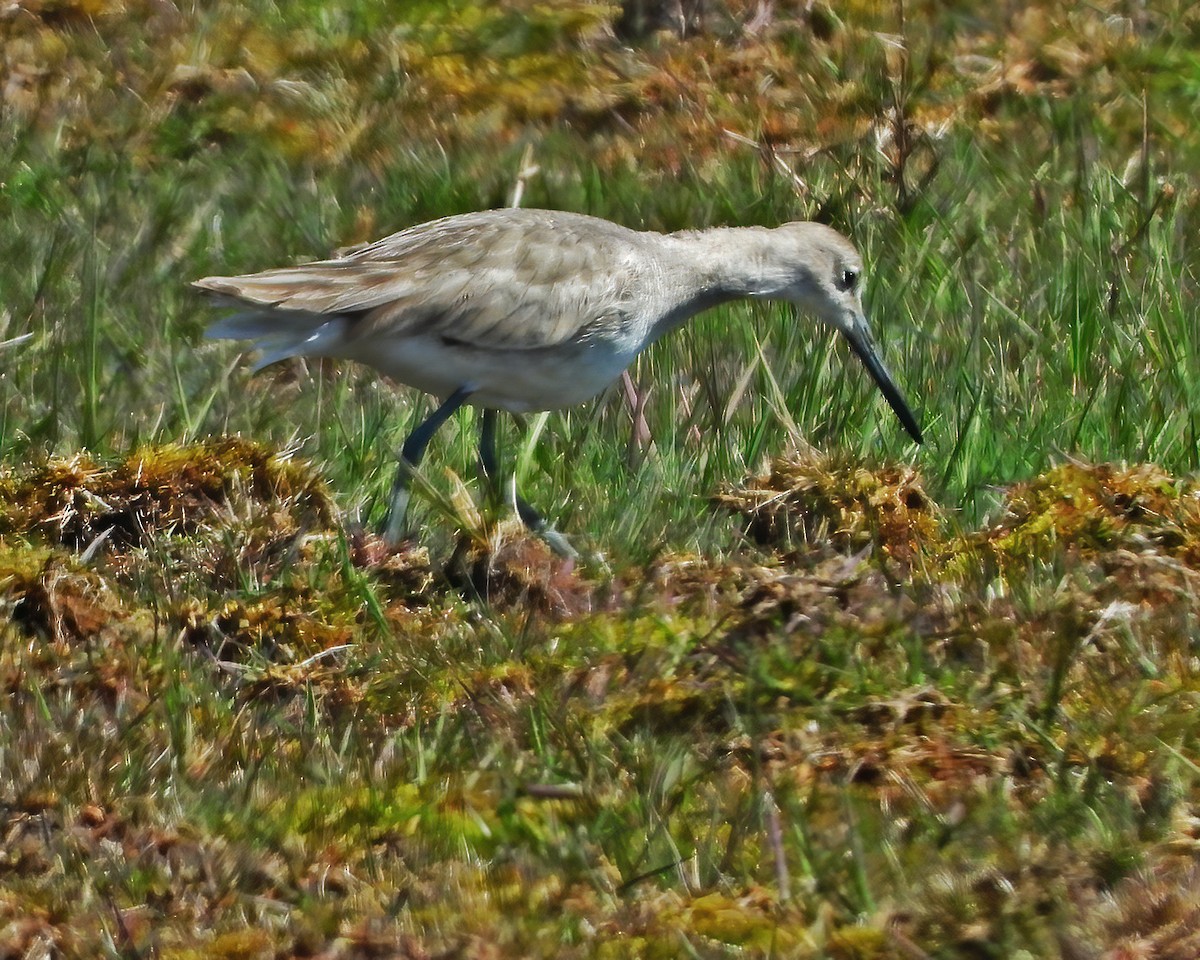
[249,336,310,372]
[201,302,351,368]
[204,309,329,341]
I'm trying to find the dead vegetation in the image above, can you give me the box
[715,454,941,569]
[0,437,335,550]
[1,439,1198,956]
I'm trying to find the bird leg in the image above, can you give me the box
[477,407,503,506]
[384,386,474,544]
[477,408,578,560]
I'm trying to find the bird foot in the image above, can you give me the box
[538,525,579,561]
[382,488,413,546]
[513,491,578,560]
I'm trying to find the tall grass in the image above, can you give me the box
[1,103,1195,555]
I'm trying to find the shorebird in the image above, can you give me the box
[196,208,922,552]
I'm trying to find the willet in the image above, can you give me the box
[196,208,922,552]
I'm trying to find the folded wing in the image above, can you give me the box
[195,209,647,354]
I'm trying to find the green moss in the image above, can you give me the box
[946,462,1200,578]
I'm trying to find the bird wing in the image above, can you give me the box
[193,210,650,351]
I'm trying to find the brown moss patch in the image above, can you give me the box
[715,453,943,570]
[0,545,124,646]
[727,554,918,652]
[345,530,438,602]
[0,438,335,550]
[178,592,354,667]
[444,523,605,619]
[641,552,774,614]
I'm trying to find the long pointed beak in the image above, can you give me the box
[843,316,923,444]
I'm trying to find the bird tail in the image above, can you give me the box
[196,280,351,371]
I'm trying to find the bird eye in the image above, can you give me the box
[837,269,859,292]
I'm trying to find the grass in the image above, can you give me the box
[2,1,1200,957]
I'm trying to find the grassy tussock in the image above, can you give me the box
[2,444,1199,956]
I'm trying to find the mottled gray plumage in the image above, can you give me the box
[196,208,921,549]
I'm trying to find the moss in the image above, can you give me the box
[0,543,125,644]
[445,522,604,618]
[3,443,1200,955]
[715,453,944,570]
[161,928,273,960]
[825,925,893,959]
[0,438,335,549]
[946,461,1200,579]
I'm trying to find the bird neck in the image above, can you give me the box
[668,225,780,298]
[649,226,777,336]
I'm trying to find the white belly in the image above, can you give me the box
[336,333,640,412]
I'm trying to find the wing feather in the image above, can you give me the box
[195,210,656,351]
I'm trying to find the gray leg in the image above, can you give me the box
[478,407,501,498]
[477,408,578,559]
[384,386,473,544]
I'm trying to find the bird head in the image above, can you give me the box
[763,222,923,445]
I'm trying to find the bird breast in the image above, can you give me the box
[337,330,643,413]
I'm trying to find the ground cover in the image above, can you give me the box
[1,1,1199,956]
